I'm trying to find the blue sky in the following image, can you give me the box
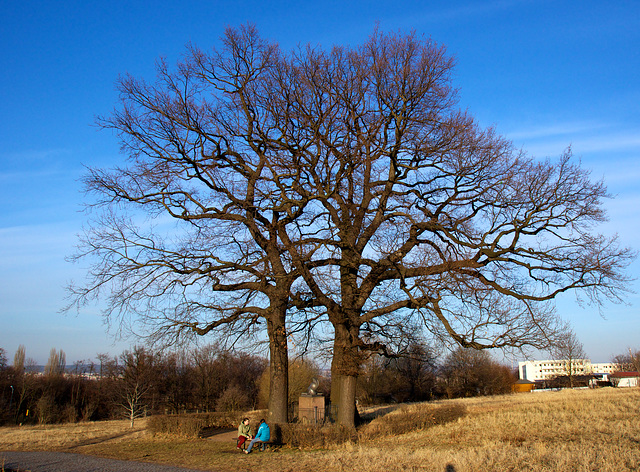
[1,0,639,364]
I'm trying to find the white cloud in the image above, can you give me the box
[503,122,640,184]
[412,0,534,23]
[506,121,609,141]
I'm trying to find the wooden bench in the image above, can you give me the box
[237,438,280,452]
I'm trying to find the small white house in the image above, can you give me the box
[609,372,639,388]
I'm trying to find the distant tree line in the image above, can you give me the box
[2,344,637,426]
[357,344,517,404]
[0,344,265,426]
[0,343,513,426]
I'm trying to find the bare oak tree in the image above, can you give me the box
[67,26,309,423]
[257,29,633,425]
[68,25,633,427]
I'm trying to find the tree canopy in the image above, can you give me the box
[68,25,634,426]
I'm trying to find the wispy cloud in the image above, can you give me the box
[385,0,538,31]
[505,121,640,160]
[416,0,535,23]
[0,147,84,185]
[506,121,610,141]
[1,147,73,163]
[0,167,81,185]
[0,223,79,268]
[503,121,640,258]
[22,148,72,160]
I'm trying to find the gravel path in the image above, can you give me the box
[1,451,211,472]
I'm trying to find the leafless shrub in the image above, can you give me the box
[36,395,57,425]
[62,404,77,423]
[81,402,97,422]
[279,423,358,448]
[215,385,249,412]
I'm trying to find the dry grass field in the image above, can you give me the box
[1,387,639,472]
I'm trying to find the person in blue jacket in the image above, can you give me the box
[245,419,270,453]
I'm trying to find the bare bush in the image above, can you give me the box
[279,423,358,449]
[439,348,515,398]
[215,385,250,412]
[36,395,56,425]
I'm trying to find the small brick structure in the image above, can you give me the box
[298,394,325,423]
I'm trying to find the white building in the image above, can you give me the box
[591,362,618,375]
[519,359,619,382]
[609,372,640,388]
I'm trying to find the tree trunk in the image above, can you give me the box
[330,322,360,428]
[330,336,344,412]
[337,374,357,427]
[267,307,289,424]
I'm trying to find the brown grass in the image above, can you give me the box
[358,402,467,440]
[147,411,243,438]
[0,419,147,451]
[1,388,639,471]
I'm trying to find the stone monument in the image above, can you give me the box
[298,378,325,424]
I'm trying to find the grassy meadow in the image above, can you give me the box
[1,387,639,472]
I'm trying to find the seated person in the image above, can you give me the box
[237,418,252,450]
[245,418,270,453]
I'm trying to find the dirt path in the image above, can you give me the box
[0,430,236,471]
[0,422,236,471]
[1,451,212,472]
[205,428,237,442]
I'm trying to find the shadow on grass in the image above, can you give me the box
[199,427,235,439]
[358,403,467,441]
[358,405,403,423]
[2,456,29,472]
[65,428,144,450]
